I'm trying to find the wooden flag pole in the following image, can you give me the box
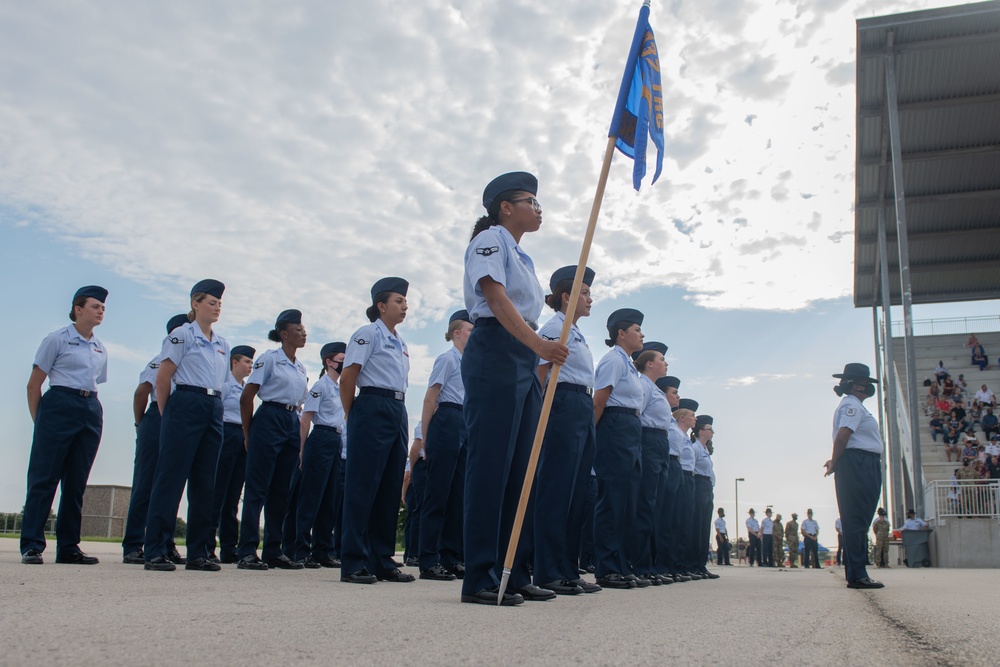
[497,135,619,602]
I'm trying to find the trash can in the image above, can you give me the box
[901,529,932,567]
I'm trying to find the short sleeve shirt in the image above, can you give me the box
[248,348,309,406]
[139,354,162,405]
[221,371,244,424]
[693,440,714,478]
[463,225,544,326]
[34,325,108,392]
[746,517,760,533]
[667,415,687,457]
[595,346,644,410]
[161,322,230,392]
[639,375,671,429]
[537,311,594,387]
[428,347,465,405]
[344,319,409,392]
[303,374,345,429]
[715,517,727,534]
[802,519,819,536]
[833,394,883,455]
[761,517,773,535]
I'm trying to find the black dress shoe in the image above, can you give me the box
[56,551,99,565]
[672,573,691,583]
[420,564,457,581]
[700,569,721,579]
[377,568,415,582]
[166,547,186,565]
[341,569,377,584]
[207,554,221,565]
[596,573,636,589]
[847,577,885,589]
[403,557,419,567]
[641,573,662,586]
[123,551,145,565]
[514,584,556,601]
[317,557,341,568]
[295,557,322,569]
[21,550,43,565]
[570,578,603,593]
[445,563,465,579]
[144,556,177,572]
[237,555,268,571]
[653,574,673,585]
[219,553,239,564]
[185,558,221,572]
[461,586,523,606]
[585,565,596,574]
[625,574,651,588]
[541,579,584,595]
[266,555,304,570]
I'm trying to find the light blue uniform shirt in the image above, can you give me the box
[428,347,465,405]
[667,415,686,457]
[345,319,409,392]
[303,374,345,429]
[161,322,229,392]
[248,348,308,406]
[693,440,714,480]
[746,517,760,534]
[639,375,671,429]
[463,225,544,326]
[802,518,819,537]
[537,311,594,387]
[221,371,244,424]
[761,517,773,535]
[139,354,162,405]
[833,394,883,455]
[33,324,108,392]
[679,438,696,471]
[595,346,644,410]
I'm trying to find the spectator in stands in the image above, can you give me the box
[968,333,980,349]
[935,396,951,414]
[957,374,968,394]
[985,434,1000,458]
[935,361,949,384]
[969,403,983,430]
[974,385,996,409]
[928,381,940,401]
[982,409,999,439]
[985,454,1000,480]
[942,375,956,398]
[962,434,978,465]
[972,343,990,371]
[928,412,947,442]
[951,407,969,432]
[944,428,961,462]
[977,444,988,465]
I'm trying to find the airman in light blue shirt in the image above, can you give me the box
[248,348,308,407]
[161,321,229,392]
[463,224,544,326]
[344,318,409,393]
[33,325,108,392]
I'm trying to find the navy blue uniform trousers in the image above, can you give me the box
[656,456,683,574]
[461,321,540,596]
[145,390,223,561]
[123,404,175,555]
[292,426,342,561]
[578,474,597,570]
[419,405,467,570]
[533,387,595,586]
[694,475,714,571]
[332,457,346,557]
[593,410,642,579]
[632,428,669,575]
[341,394,407,576]
[674,472,695,572]
[404,458,426,562]
[21,389,102,556]
[211,422,246,560]
[835,448,882,583]
[237,403,299,561]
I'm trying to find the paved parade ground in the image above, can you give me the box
[1,538,998,666]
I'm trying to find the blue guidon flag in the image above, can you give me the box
[609,3,664,191]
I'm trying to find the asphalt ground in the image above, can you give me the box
[1,539,998,666]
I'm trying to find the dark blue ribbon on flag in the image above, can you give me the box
[608,4,664,191]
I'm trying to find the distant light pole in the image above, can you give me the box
[735,477,745,564]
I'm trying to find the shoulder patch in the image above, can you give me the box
[149,362,160,369]
[541,334,557,341]
[354,337,370,345]
[845,407,857,417]
[475,246,499,256]
[254,361,264,369]
[310,390,321,398]
[169,336,183,344]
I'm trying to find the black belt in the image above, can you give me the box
[696,474,711,480]
[223,421,242,428]
[604,406,640,417]
[264,401,298,411]
[50,386,97,398]
[846,448,881,459]
[669,454,679,460]
[474,316,538,331]
[438,402,463,411]
[685,470,695,477]
[642,427,668,436]
[314,424,344,434]
[176,384,222,398]
[360,387,405,401]
[557,382,593,396]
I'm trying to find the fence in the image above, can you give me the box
[925,479,1000,522]
[891,316,1000,338]
[1,515,56,535]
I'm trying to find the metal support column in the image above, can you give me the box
[877,210,905,525]
[885,32,925,517]
[872,305,889,514]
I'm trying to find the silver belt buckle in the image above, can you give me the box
[80,389,92,397]
[206,388,219,396]
[585,387,594,397]
[393,391,404,401]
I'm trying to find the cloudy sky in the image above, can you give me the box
[2,0,997,544]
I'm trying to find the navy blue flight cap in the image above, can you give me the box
[166,313,189,334]
[371,277,408,300]
[549,265,595,292]
[449,309,471,324]
[631,341,668,361]
[321,342,346,360]
[73,285,108,304]
[656,376,680,391]
[275,309,302,327]
[695,414,714,428]
[482,171,537,211]
[606,308,644,333]
[230,345,256,359]
[191,279,225,299]
[675,398,699,412]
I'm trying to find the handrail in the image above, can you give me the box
[891,316,1000,337]
[924,479,1000,524]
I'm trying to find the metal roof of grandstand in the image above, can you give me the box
[854,1,1000,307]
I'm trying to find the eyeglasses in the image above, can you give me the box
[508,197,542,212]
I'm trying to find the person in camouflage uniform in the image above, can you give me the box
[784,513,799,567]
[772,513,784,567]
[872,507,890,568]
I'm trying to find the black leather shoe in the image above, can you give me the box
[341,569,377,584]
[514,584,556,601]
[206,554,221,565]
[541,579,584,595]
[144,556,176,571]
[570,578,602,593]
[420,564,457,581]
[461,586,524,606]
[445,563,465,579]
[377,568,415,582]
[219,553,239,564]
[700,569,721,579]
[166,547,186,565]
[625,574,651,588]
[266,555,304,570]
[641,573,662,586]
[671,573,691,583]
[596,573,636,589]
[21,550,43,565]
[295,557,322,569]
[237,555,268,571]
[585,565,595,574]
[185,558,221,572]
[317,557,341,568]
[684,571,703,580]
[847,577,884,589]
[403,557,419,567]
[123,550,145,565]
[56,551,99,565]
[653,573,674,585]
